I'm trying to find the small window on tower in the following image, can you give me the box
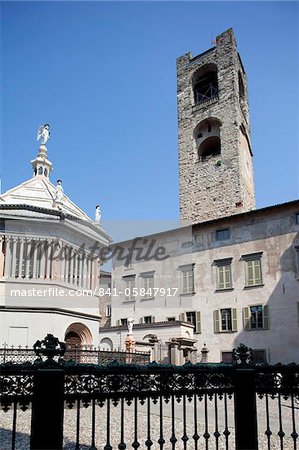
[208,123,212,133]
[238,72,245,99]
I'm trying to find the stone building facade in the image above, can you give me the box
[100,201,299,364]
[178,28,255,225]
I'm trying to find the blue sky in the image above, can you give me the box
[1,2,298,231]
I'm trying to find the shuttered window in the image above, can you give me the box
[242,253,263,287]
[214,308,237,333]
[123,276,135,301]
[140,316,155,324]
[214,258,233,290]
[179,311,201,333]
[179,265,195,294]
[243,305,269,330]
[143,275,154,298]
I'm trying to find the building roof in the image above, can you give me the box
[111,199,299,246]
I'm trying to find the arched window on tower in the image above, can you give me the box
[193,64,218,105]
[194,118,221,160]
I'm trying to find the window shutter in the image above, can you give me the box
[254,259,262,284]
[188,270,194,292]
[232,308,238,332]
[139,317,144,324]
[182,271,187,293]
[225,266,231,288]
[195,311,201,334]
[263,305,269,329]
[247,261,254,285]
[116,320,120,326]
[213,310,220,333]
[152,316,155,323]
[243,307,251,330]
[218,266,224,289]
[179,312,187,322]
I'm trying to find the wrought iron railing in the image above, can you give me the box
[0,345,150,365]
[0,335,298,450]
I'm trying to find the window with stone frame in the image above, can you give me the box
[179,311,201,334]
[242,252,263,287]
[140,316,155,324]
[140,271,155,299]
[120,318,128,326]
[123,275,135,301]
[214,258,233,290]
[243,305,269,330]
[214,308,237,333]
[216,228,231,241]
[179,264,195,295]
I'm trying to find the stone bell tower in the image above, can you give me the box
[177,28,255,225]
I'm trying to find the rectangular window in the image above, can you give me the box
[215,258,233,290]
[296,213,299,225]
[186,311,196,326]
[120,318,128,326]
[141,273,154,299]
[105,305,111,317]
[214,308,237,333]
[123,276,135,301]
[242,253,263,287]
[179,311,201,333]
[243,305,269,330]
[216,229,231,241]
[144,316,153,324]
[179,264,194,294]
[167,317,176,322]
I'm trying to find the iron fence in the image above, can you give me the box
[0,345,150,365]
[0,335,298,450]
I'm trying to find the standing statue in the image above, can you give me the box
[36,124,50,145]
[127,317,134,335]
[55,179,64,202]
[95,205,101,223]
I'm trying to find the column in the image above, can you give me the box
[32,240,38,279]
[64,245,69,283]
[10,237,17,278]
[46,240,52,279]
[25,239,32,278]
[82,254,87,288]
[18,238,25,278]
[11,237,17,278]
[0,236,5,277]
[60,243,65,282]
[77,253,82,287]
[73,251,78,286]
[69,248,74,285]
[39,240,46,279]
[85,258,90,289]
[4,236,12,278]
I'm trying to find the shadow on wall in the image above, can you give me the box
[233,232,299,364]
